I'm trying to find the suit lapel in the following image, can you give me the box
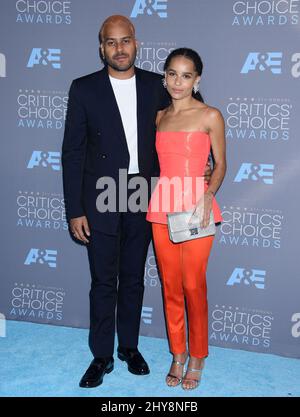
[95,66,151,168]
[135,67,150,167]
[95,67,129,155]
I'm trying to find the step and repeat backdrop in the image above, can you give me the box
[1,0,299,358]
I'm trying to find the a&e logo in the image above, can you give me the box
[131,0,168,18]
[234,163,274,184]
[226,268,266,289]
[291,313,300,338]
[241,52,282,74]
[0,53,6,77]
[24,249,57,268]
[0,313,6,337]
[141,306,153,324]
[27,48,61,69]
[27,151,61,171]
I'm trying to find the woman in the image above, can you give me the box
[146,48,226,390]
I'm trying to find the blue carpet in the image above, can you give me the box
[0,320,299,397]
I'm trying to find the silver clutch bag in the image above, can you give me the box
[167,210,216,243]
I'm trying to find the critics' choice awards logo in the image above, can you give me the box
[210,305,273,348]
[16,0,72,24]
[0,52,6,77]
[219,206,283,249]
[226,268,266,289]
[10,283,65,321]
[291,313,300,337]
[27,48,61,69]
[234,163,274,184]
[27,151,61,171]
[241,52,282,74]
[144,248,161,288]
[17,191,67,231]
[136,41,176,74]
[141,306,153,324]
[232,0,299,26]
[226,98,291,142]
[17,89,67,129]
[131,0,168,18]
[24,248,57,268]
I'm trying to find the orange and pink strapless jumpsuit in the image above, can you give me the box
[147,131,222,358]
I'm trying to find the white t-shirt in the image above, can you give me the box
[109,75,139,174]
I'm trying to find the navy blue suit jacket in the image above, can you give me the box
[62,66,169,234]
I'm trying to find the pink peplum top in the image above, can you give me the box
[146,131,223,224]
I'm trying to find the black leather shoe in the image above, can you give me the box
[79,357,114,388]
[117,347,150,375]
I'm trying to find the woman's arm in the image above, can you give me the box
[205,107,227,196]
[196,107,226,228]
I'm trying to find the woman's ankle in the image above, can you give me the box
[187,356,205,369]
[173,351,188,361]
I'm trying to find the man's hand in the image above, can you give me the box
[70,216,90,244]
[204,159,212,184]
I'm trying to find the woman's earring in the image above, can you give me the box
[162,78,167,88]
[193,82,199,94]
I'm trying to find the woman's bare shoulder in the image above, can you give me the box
[204,105,223,118]
[198,105,224,126]
[156,108,168,126]
[193,101,221,115]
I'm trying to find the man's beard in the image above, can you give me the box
[104,51,137,72]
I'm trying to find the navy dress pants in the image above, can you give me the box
[86,211,152,358]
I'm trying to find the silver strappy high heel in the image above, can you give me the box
[182,360,205,390]
[166,356,187,387]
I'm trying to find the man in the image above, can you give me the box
[62,15,211,388]
[62,15,169,388]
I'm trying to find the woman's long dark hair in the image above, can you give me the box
[164,47,204,103]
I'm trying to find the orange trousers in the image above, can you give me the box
[152,223,214,358]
